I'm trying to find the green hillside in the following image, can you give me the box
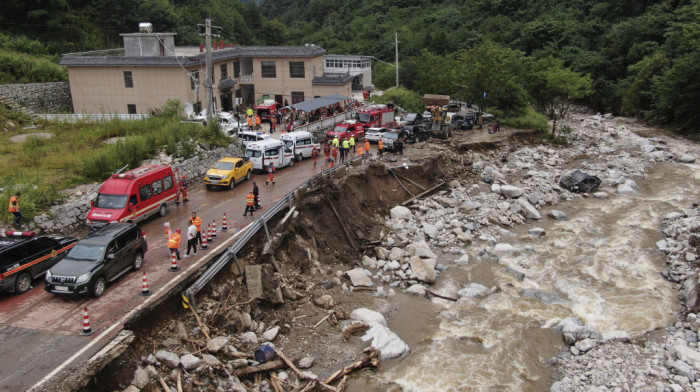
[1,0,698,132]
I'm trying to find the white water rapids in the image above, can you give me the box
[350,160,700,392]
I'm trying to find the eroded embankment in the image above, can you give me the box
[73,141,479,392]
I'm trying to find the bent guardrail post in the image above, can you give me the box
[262,219,270,242]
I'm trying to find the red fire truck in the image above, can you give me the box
[254,100,279,124]
[355,104,395,128]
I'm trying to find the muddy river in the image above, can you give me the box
[349,160,699,391]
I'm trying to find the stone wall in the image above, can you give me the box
[0,82,73,114]
[33,142,246,233]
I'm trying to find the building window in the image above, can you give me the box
[289,61,305,78]
[124,71,133,88]
[233,61,240,78]
[127,104,137,114]
[220,64,228,80]
[291,91,304,104]
[261,61,276,78]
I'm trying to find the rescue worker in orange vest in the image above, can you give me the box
[364,140,371,159]
[331,146,338,168]
[311,146,319,166]
[189,212,203,246]
[247,116,254,127]
[265,161,276,186]
[271,117,277,134]
[9,192,21,227]
[378,139,384,157]
[357,145,365,162]
[168,228,182,260]
[244,190,256,216]
[255,115,261,130]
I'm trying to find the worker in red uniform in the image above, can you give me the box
[324,143,331,163]
[266,161,276,186]
[168,228,182,260]
[331,146,338,168]
[244,190,256,216]
[181,175,189,202]
[255,115,261,130]
[8,192,21,227]
[311,146,319,166]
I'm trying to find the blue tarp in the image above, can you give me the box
[290,94,350,112]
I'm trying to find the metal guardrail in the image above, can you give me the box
[183,154,360,305]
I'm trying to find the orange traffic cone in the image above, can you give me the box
[221,213,228,231]
[212,219,218,238]
[201,229,208,250]
[169,252,179,272]
[140,271,151,296]
[80,306,95,336]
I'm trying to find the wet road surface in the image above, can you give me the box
[0,149,342,391]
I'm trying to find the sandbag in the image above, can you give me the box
[559,170,601,193]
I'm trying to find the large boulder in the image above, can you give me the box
[346,268,374,287]
[390,206,413,220]
[350,308,386,326]
[155,350,180,368]
[517,198,541,220]
[180,354,202,371]
[422,223,439,239]
[409,256,437,283]
[500,185,525,199]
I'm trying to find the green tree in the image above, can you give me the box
[531,56,592,135]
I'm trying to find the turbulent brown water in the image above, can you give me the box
[350,160,700,391]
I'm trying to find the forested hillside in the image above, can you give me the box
[1,0,698,132]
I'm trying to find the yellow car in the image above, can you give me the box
[204,157,253,190]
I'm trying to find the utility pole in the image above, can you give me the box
[205,18,214,123]
[395,32,399,88]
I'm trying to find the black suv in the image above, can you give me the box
[45,222,147,297]
[0,231,78,294]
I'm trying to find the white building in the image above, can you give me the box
[323,55,373,92]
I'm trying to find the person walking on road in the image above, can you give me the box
[364,140,371,159]
[323,143,331,163]
[181,175,189,202]
[168,228,182,260]
[253,181,261,210]
[266,161,276,186]
[244,190,256,216]
[189,212,203,246]
[255,115,262,130]
[341,138,350,162]
[312,146,319,166]
[349,136,356,153]
[331,147,338,168]
[185,222,197,257]
[8,192,21,227]
[378,139,384,157]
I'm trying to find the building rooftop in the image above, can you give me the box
[60,45,326,67]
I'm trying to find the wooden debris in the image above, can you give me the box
[324,347,381,385]
[342,323,370,340]
[313,313,332,329]
[157,375,171,392]
[187,305,211,340]
[235,359,286,377]
[428,289,458,301]
[401,182,446,206]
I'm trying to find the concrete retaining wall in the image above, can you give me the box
[0,82,73,114]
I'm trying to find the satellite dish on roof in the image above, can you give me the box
[184,102,194,117]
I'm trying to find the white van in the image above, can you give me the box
[239,131,271,148]
[245,139,295,172]
[280,131,320,161]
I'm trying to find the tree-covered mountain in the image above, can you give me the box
[1,0,698,132]
[264,0,699,132]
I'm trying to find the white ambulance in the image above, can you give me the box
[279,131,320,161]
[245,139,295,172]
